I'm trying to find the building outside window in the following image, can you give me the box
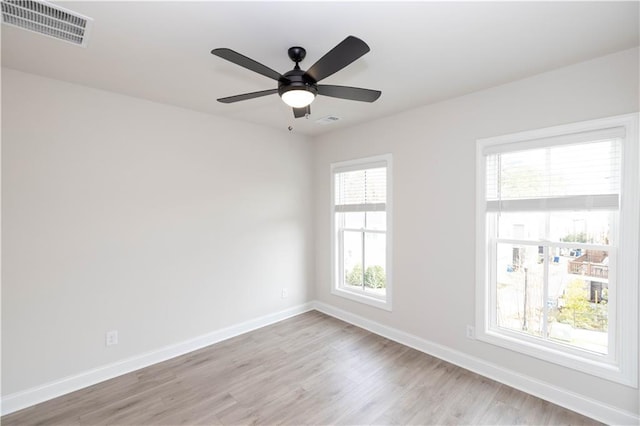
[331,154,392,311]
[476,114,638,386]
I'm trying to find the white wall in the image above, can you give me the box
[313,47,639,415]
[1,68,313,396]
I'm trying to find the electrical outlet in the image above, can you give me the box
[281,288,288,299]
[466,325,475,339]
[106,330,118,346]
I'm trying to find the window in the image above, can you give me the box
[331,154,392,310]
[476,114,638,387]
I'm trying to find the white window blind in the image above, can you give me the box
[334,166,387,213]
[486,138,621,212]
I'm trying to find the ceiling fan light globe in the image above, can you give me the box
[281,89,315,108]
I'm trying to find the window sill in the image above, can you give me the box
[331,286,392,311]
[476,327,636,388]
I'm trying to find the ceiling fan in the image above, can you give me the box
[211,36,381,119]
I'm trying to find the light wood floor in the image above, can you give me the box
[3,311,601,425]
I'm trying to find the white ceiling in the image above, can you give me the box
[2,1,638,136]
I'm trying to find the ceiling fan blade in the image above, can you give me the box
[293,105,310,118]
[217,89,278,103]
[317,85,381,102]
[305,36,370,83]
[211,48,283,81]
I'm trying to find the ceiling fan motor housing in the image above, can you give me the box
[278,68,318,98]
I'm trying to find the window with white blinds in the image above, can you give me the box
[475,114,638,387]
[485,135,622,213]
[331,155,392,311]
[334,165,386,212]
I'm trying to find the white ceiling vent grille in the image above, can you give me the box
[1,0,93,47]
[316,115,341,125]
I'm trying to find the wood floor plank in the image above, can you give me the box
[2,311,602,425]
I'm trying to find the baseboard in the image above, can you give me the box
[313,301,639,426]
[1,302,314,416]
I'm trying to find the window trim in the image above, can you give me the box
[331,154,393,311]
[475,113,638,387]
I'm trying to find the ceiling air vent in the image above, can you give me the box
[1,0,93,47]
[316,115,341,125]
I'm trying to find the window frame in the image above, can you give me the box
[331,154,393,311]
[475,114,639,387]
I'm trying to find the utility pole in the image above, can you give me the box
[522,266,528,331]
